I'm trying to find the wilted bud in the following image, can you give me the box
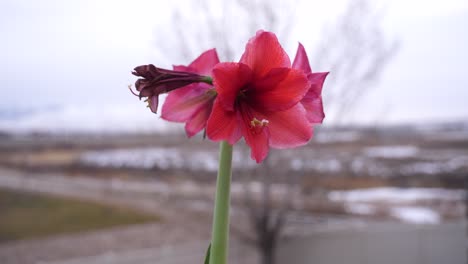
[131,64,212,113]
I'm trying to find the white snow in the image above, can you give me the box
[329,187,466,224]
[364,145,419,159]
[328,187,465,203]
[390,206,440,224]
[80,147,257,171]
[290,158,342,173]
[400,156,468,175]
[315,131,361,143]
[81,147,216,171]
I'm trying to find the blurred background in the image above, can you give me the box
[0,0,467,263]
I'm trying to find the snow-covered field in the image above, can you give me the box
[80,147,258,172]
[329,187,466,224]
[364,145,420,159]
[328,187,465,203]
[78,145,468,178]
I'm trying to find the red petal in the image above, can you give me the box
[185,103,212,137]
[206,99,242,145]
[240,31,291,79]
[292,43,312,74]
[161,83,213,122]
[212,62,253,111]
[249,68,309,112]
[173,49,220,75]
[260,104,313,149]
[308,72,329,96]
[238,103,270,163]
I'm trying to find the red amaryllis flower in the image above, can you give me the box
[161,49,220,137]
[131,64,212,113]
[206,30,315,163]
[292,43,329,124]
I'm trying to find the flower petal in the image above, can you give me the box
[185,103,212,137]
[212,62,253,111]
[173,65,191,72]
[206,99,242,145]
[173,49,220,75]
[189,49,220,75]
[249,68,310,112]
[161,83,213,122]
[301,95,325,124]
[149,95,159,113]
[238,103,270,163]
[240,30,291,79]
[260,104,313,149]
[292,43,312,74]
[307,72,329,97]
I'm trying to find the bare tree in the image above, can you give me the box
[313,0,399,124]
[153,0,297,62]
[238,153,302,264]
[153,0,397,263]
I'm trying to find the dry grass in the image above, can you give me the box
[0,188,160,243]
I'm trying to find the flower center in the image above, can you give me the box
[250,117,269,134]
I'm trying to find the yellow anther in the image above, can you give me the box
[250,117,269,128]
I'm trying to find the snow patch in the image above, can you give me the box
[391,206,440,224]
[290,158,342,173]
[364,145,419,159]
[315,131,361,143]
[401,156,468,175]
[328,187,465,203]
[80,147,257,171]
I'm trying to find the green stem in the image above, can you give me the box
[209,141,233,264]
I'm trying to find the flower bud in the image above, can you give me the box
[131,64,212,113]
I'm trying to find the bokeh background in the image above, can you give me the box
[0,0,467,264]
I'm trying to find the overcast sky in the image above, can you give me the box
[1,0,467,125]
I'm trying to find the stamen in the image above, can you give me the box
[249,117,269,135]
[250,117,269,128]
[128,84,139,97]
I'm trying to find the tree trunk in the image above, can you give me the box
[259,237,276,264]
[261,246,274,264]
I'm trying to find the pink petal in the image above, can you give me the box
[260,104,313,149]
[206,99,242,145]
[185,103,212,137]
[212,62,253,111]
[189,49,220,75]
[307,72,329,96]
[238,103,270,163]
[161,83,213,122]
[299,72,328,124]
[173,49,220,75]
[301,95,325,124]
[173,65,191,72]
[240,30,291,79]
[249,68,310,112]
[292,43,312,74]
